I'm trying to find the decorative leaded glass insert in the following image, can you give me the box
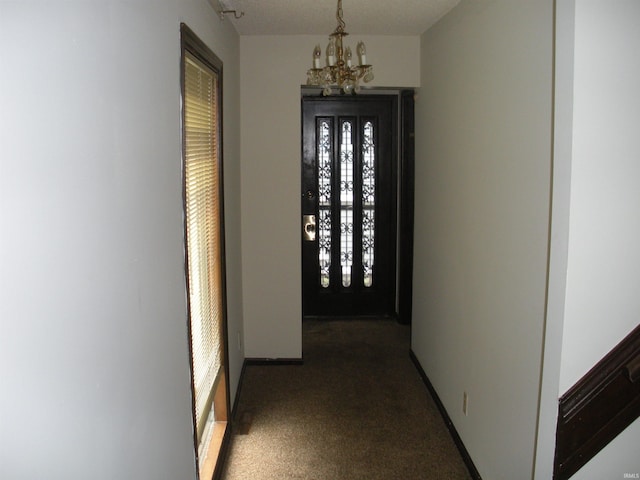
[318,120,332,288]
[362,121,375,287]
[340,120,354,287]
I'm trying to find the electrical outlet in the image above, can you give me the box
[463,391,469,416]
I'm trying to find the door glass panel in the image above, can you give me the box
[318,120,332,288]
[340,120,354,287]
[362,121,375,287]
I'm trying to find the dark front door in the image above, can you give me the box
[302,95,397,318]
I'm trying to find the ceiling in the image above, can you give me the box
[214,0,461,36]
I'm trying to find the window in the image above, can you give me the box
[181,24,228,480]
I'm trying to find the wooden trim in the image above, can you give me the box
[303,314,397,322]
[409,351,482,480]
[205,372,229,480]
[230,359,248,422]
[180,23,230,480]
[181,24,223,72]
[208,417,232,480]
[199,421,227,480]
[397,90,415,325]
[212,359,248,479]
[245,358,304,366]
[554,324,640,479]
[213,371,228,422]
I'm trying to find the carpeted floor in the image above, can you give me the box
[221,319,472,480]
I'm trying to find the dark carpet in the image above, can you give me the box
[221,319,472,480]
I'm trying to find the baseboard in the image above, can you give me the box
[245,357,304,366]
[230,359,249,422]
[303,315,397,322]
[409,350,482,480]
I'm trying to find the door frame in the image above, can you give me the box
[300,87,415,324]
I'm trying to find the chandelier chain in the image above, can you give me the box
[336,0,346,33]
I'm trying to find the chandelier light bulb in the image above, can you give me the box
[357,41,367,65]
[345,46,353,67]
[326,38,336,66]
[313,45,322,69]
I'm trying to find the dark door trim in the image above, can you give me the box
[397,90,415,325]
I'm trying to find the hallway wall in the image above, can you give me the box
[557,1,640,477]
[239,35,420,358]
[412,1,553,478]
[0,2,242,479]
[559,0,640,397]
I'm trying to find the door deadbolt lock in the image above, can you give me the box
[303,215,316,241]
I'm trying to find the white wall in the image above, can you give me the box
[0,1,241,479]
[558,0,640,477]
[239,35,420,358]
[413,1,553,478]
[559,0,640,392]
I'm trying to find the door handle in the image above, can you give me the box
[303,215,316,241]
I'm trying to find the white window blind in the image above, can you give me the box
[184,51,223,441]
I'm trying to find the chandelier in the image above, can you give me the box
[306,0,374,95]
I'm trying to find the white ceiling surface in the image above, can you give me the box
[217,0,461,36]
